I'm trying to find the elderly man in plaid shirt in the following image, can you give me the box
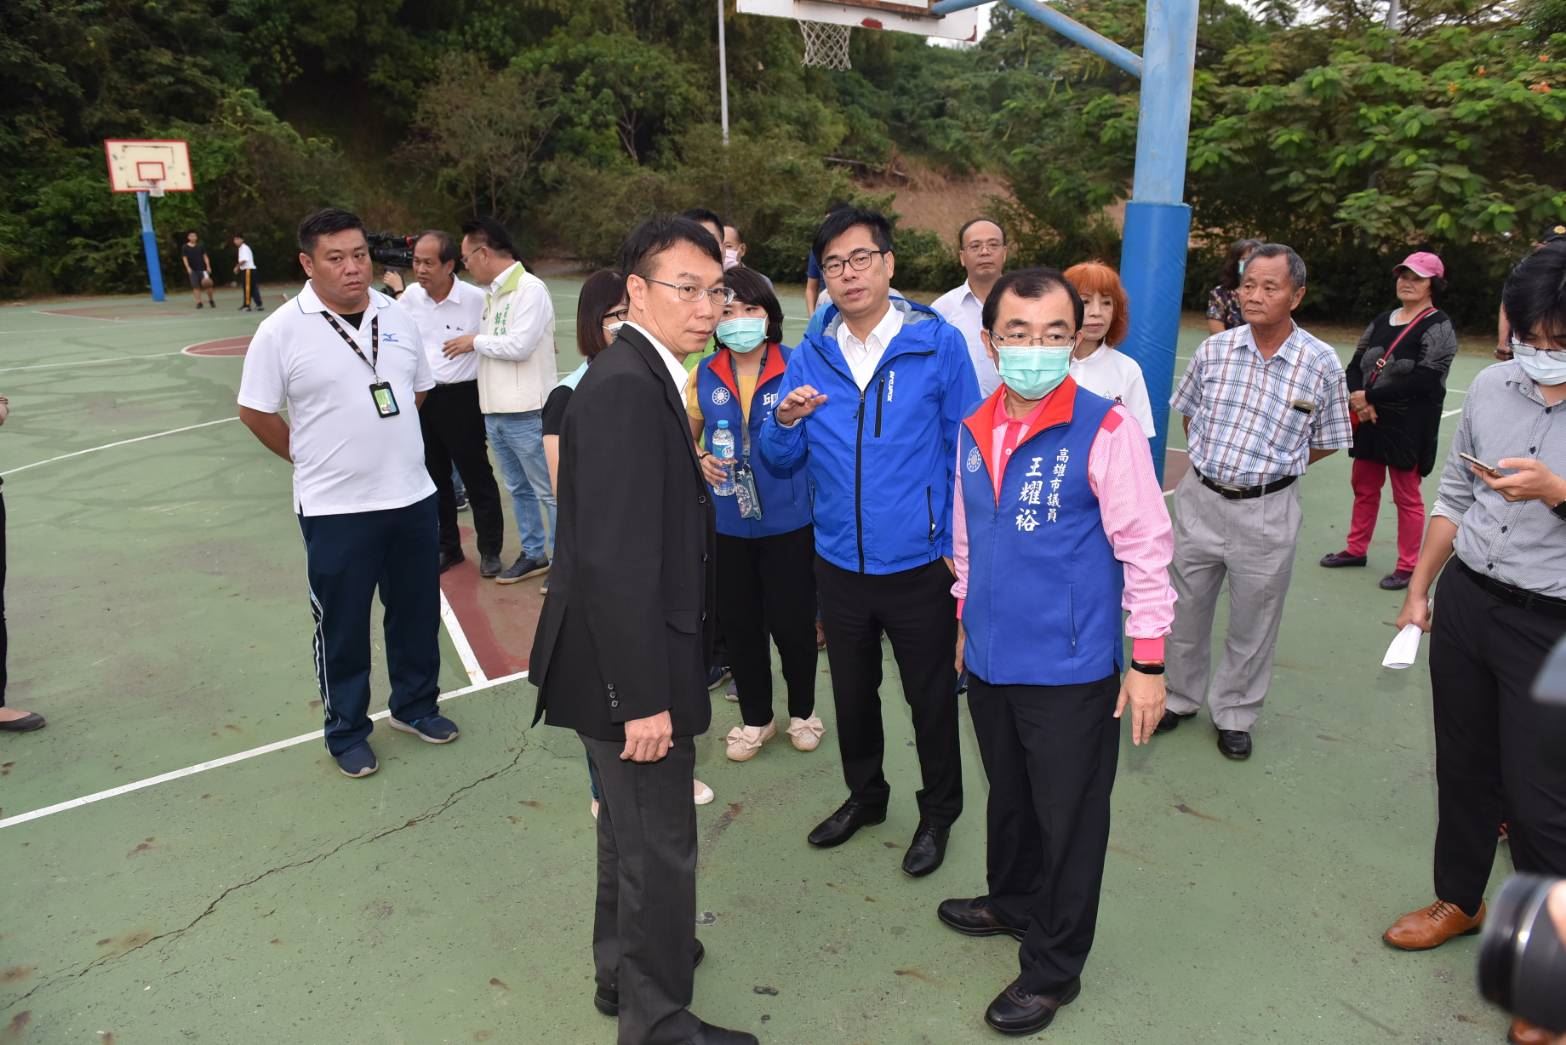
[1156,244,1352,761]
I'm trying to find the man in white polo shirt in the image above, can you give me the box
[932,217,1008,397]
[396,230,504,577]
[232,232,263,312]
[237,207,458,779]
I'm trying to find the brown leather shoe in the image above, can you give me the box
[1509,1017,1555,1045]
[1382,899,1485,950]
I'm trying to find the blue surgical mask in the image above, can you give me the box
[997,346,1072,400]
[1512,343,1566,386]
[717,317,767,352]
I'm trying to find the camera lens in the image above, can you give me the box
[1477,874,1566,1033]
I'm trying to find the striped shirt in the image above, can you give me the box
[1171,322,1352,488]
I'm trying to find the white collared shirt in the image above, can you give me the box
[1068,341,1158,439]
[237,280,435,516]
[931,280,999,395]
[235,243,256,271]
[836,304,905,391]
[399,277,487,384]
[625,321,694,399]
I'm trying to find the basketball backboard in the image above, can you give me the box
[104,139,194,193]
[737,0,981,41]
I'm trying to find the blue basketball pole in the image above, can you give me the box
[136,190,166,302]
[931,0,1198,479]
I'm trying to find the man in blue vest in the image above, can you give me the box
[939,267,1174,1037]
[760,207,979,878]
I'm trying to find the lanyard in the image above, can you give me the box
[321,312,379,378]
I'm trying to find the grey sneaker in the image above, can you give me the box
[479,554,503,578]
[496,555,549,584]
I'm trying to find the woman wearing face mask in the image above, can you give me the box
[1319,252,1457,590]
[686,267,823,763]
[1206,238,1262,334]
[1062,261,1157,440]
[548,270,715,813]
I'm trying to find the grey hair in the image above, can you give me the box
[415,229,458,265]
[1250,243,1307,289]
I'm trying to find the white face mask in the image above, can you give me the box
[722,248,741,271]
[604,321,626,339]
[1511,342,1566,386]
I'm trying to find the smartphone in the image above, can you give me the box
[1459,451,1504,477]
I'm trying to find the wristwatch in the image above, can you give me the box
[1552,499,1566,523]
[1130,660,1165,675]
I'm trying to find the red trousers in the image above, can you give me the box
[1345,457,1425,573]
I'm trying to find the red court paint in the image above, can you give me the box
[439,524,540,679]
[182,337,252,357]
[43,305,190,320]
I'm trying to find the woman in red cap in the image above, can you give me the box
[1319,252,1458,589]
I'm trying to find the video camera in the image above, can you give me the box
[367,232,416,270]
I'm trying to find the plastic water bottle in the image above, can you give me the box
[711,420,736,495]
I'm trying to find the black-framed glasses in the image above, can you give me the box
[602,307,630,325]
[642,277,735,307]
[987,330,1076,348]
[820,249,885,278]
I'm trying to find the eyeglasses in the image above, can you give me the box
[642,277,735,307]
[820,249,885,278]
[987,330,1077,348]
[1510,337,1566,362]
[459,245,486,267]
[602,307,630,325]
[964,240,1005,254]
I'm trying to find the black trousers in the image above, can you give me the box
[815,556,961,825]
[968,673,1120,993]
[1431,560,1566,915]
[240,269,263,307]
[419,381,503,559]
[582,735,702,1045]
[297,495,442,755]
[717,526,818,727]
[0,491,7,707]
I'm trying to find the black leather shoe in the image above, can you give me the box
[438,549,465,573]
[807,799,886,848]
[594,940,705,1016]
[1319,551,1368,568]
[937,897,1025,941]
[1217,730,1252,760]
[682,1022,759,1045]
[1155,709,1194,734]
[984,976,1081,1036]
[902,820,950,877]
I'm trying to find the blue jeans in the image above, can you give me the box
[485,411,556,560]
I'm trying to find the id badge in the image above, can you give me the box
[370,382,400,418]
[734,462,763,521]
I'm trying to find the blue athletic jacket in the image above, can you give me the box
[759,298,979,574]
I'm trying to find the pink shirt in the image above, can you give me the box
[952,386,1176,662]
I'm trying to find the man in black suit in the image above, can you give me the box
[529,216,757,1045]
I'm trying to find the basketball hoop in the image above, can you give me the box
[147,179,165,199]
[799,19,852,69]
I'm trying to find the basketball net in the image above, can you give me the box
[147,180,165,198]
[799,20,851,70]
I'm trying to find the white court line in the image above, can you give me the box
[440,589,487,687]
[0,670,530,831]
[0,350,187,374]
[0,417,238,477]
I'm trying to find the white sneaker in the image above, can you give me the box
[590,799,600,820]
[693,779,715,805]
[725,722,776,762]
[786,716,826,752]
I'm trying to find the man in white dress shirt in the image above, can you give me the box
[932,218,1009,396]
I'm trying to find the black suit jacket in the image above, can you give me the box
[529,327,716,741]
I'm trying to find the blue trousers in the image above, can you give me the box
[485,411,556,559]
[298,494,442,755]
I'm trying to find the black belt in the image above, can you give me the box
[1457,561,1566,618]
[1193,468,1298,500]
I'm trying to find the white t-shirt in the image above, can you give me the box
[398,277,486,385]
[236,243,256,271]
[237,280,436,517]
[931,281,1000,396]
[1069,342,1157,439]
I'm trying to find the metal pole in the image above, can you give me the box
[718,0,731,146]
[1116,0,1198,480]
[136,190,166,302]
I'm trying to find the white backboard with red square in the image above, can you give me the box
[104,139,194,193]
[737,0,979,41]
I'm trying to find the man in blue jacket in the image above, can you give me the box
[761,207,980,877]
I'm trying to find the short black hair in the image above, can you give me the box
[723,267,784,345]
[415,229,458,266]
[619,215,724,279]
[679,209,727,253]
[1502,240,1566,345]
[1220,238,1263,290]
[298,208,366,255]
[981,267,1084,333]
[231,233,245,241]
[576,269,627,360]
[459,217,517,258]
[957,217,1005,248]
[813,207,894,266]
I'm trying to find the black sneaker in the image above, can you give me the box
[333,742,378,778]
[478,554,503,578]
[239,305,252,312]
[706,665,732,690]
[195,302,203,309]
[454,492,470,512]
[438,549,465,574]
[496,555,549,584]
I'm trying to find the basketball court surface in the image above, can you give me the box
[1,281,1516,1043]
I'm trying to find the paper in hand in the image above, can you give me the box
[1382,623,1424,670]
